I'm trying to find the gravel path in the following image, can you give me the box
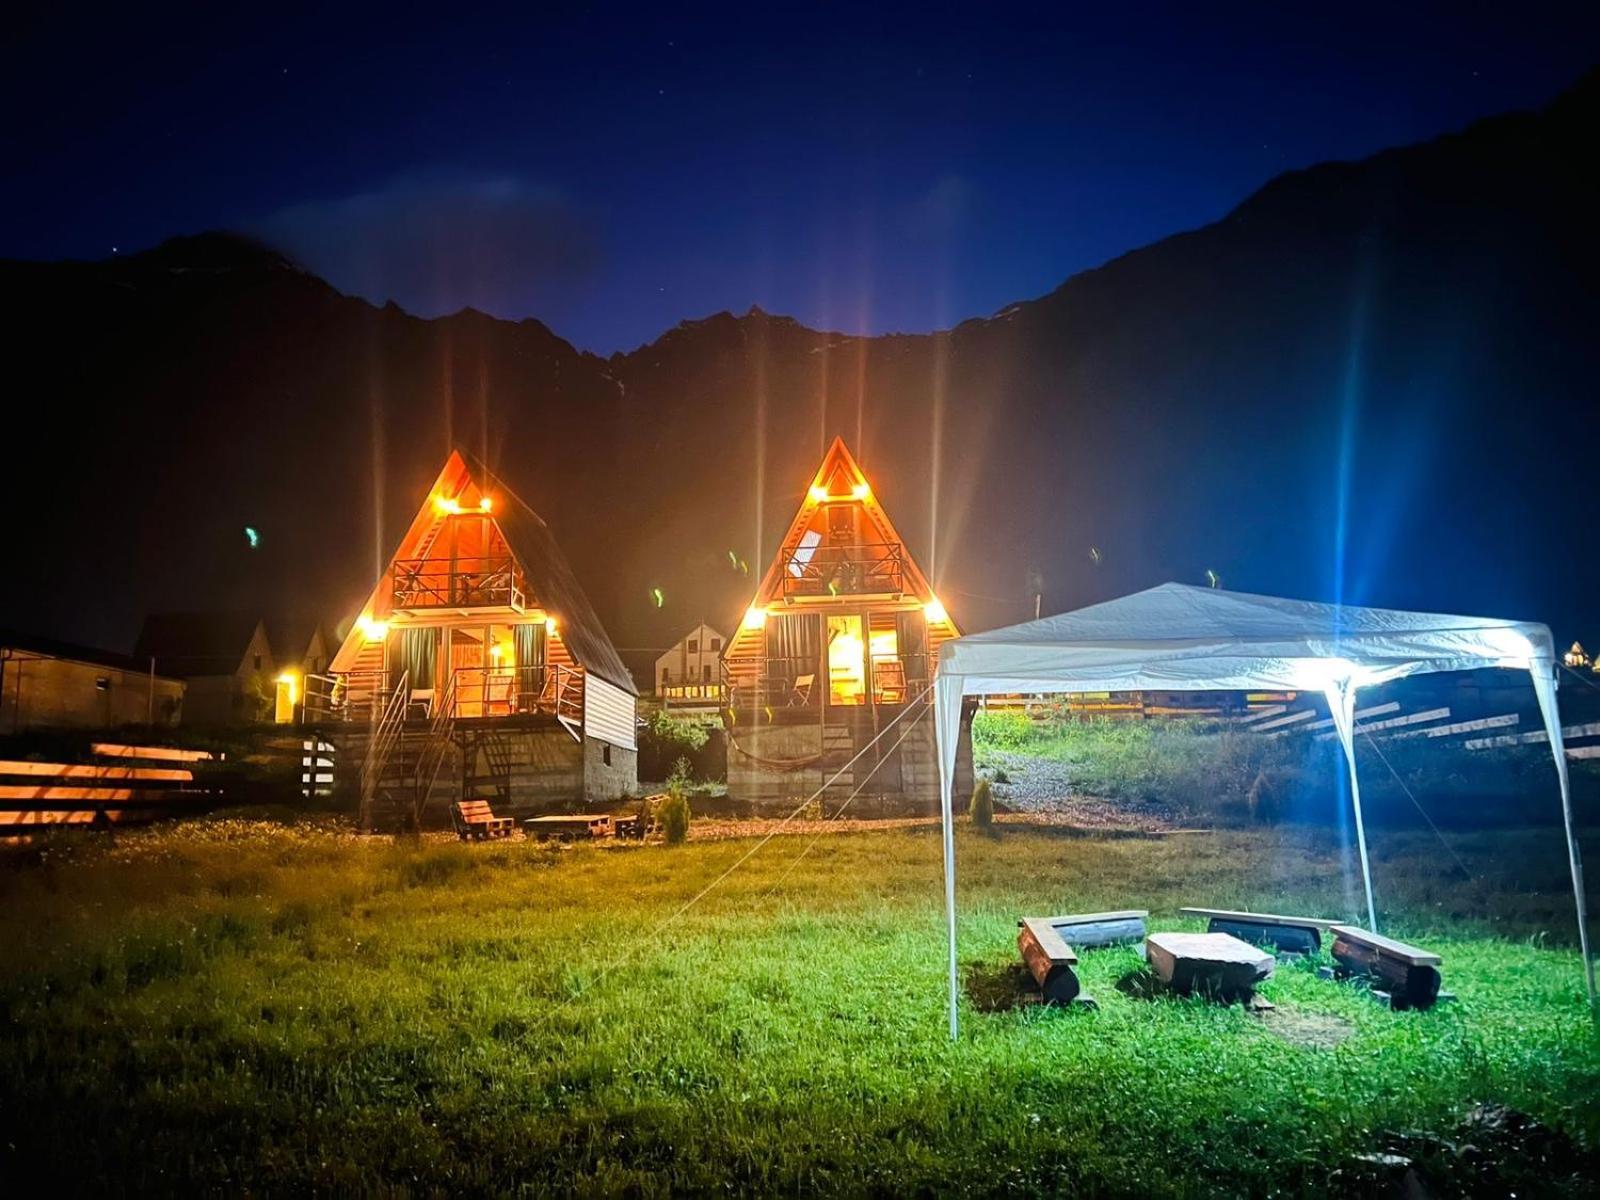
[981,751,1179,831]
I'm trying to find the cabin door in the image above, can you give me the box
[450,627,486,716]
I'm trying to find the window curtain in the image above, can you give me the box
[514,622,547,709]
[399,626,439,690]
[896,610,929,683]
[765,612,820,678]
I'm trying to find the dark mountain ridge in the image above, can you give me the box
[5,71,1598,670]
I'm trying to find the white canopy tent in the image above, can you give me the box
[933,583,1594,1038]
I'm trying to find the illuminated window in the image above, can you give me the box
[789,529,822,578]
[827,615,866,706]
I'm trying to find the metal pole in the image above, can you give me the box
[1531,666,1598,1021]
[1327,681,1378,931]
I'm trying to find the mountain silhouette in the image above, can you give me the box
[5,70,1597,674]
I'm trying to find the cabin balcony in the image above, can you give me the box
[303,663,582,726]
[390,557,527,614]
[778,543,904,601]
[724,652,928,716]
[660,681,726,710]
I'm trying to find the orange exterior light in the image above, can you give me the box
[478,496,493,512]
[356,615,390,642]
[808,484,829,504]
[852,481,871,500]
[545,615,559,635]
[433,495,463,515]
[742,605,766,631]
[924,598,949,624]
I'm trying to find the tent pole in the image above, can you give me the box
[934,679,963,1040]
[1530,666,1598,1021]
[1327,681,1378,932]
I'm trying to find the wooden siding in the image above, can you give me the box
[583,673,637,750]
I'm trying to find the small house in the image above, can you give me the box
[319,449,638,827]
[1,630,185,732]
[721,437,973,806]
[656,622,727,712]
[134,613,274,725]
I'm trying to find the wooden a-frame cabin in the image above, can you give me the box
[722,437,974,806]
[313,449,637,828]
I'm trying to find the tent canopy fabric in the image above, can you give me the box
[937,582,1554,695]
[932,583,1591,1038]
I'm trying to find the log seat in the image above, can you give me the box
[1178,907,1335,955]
[1145,931,1275,1001]
[1327,925,1443,1010]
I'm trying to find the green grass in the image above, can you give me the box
[2,817,1598,1195]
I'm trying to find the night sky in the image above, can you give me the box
[5,4,1598,353]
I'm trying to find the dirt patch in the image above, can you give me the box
[1257,1006,1356,1049]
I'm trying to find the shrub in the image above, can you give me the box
[659,759,693,844]
[970,779,994,828]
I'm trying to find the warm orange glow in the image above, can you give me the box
[852,481,871,500]
[356,615,390,642]
[545,615,559,635]
[808,484,829,503]
[827,615,866,705]
[433,495,463,515]
[741,605,766,631]
[924,598,948,624]
[478,496,493,512]
[275,671,299,703]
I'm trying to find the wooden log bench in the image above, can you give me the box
[1017,916,1084,1005]
[1145,931,1274,1002]
[1325,925,1443,1010]
[1016,911,1148,1007]
[522,813,615,842]
[1178,907,1336,956]
[451,799,515,841]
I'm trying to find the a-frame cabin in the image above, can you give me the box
[722,437,973,806]
[318,449,637,827]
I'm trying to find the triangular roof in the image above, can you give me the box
[749,436,947,615]
[938,582,1553,693]
[134,613,268,677]
[336,448,636,695]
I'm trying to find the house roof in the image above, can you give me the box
[265,618,328,666]
[1,628,183,680]
[133,613,267,678]
[462,450,637,696]
[335,448,636,696]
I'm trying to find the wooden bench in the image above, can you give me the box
[451,799,515,841]
[1017,916,1084,1004]
[1146,931,1274,1001]
[1326,925,1443,1010]
[523,813,615,842]
[1016,911,1148,1006]
[1179,907,1336,955]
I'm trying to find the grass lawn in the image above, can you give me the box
[2,818,1598,1195]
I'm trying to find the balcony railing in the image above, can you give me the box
[391,557,527,611]
[724,654,927,711]
[778,543,904,600]
[449,663,582,722]
[302,664,581,724]
[661,682,726,705]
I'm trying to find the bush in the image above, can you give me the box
[970,779,994,827]
[659,759,693,844]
